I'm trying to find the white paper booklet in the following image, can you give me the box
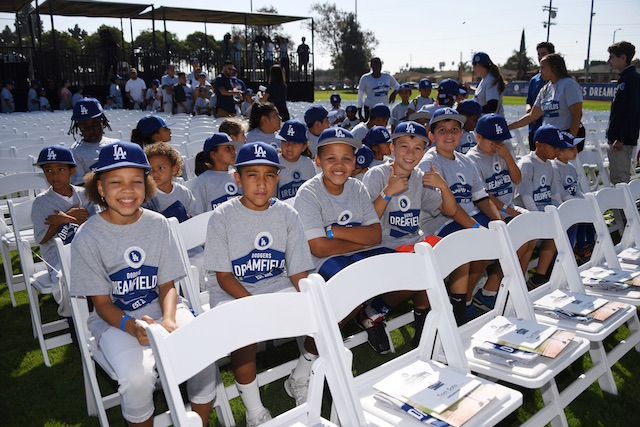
[472,316,557,350]
[373,360,481,414]
[618,247,640,264]
[580,266,640,286]
[534,290,608,315]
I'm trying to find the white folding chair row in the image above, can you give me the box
[507,205,640,396]
[8,199,72,367]
[575,146,611,192]
[54,239,236,427]
[184,139,206,158]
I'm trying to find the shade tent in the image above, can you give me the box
[137,6,309,26]
[36,0,149,18]
[0,0,33,13]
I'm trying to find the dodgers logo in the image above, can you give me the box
[357,155,365,164]
[47,148,57,160]
[292,171,301,180]
[225,182,238,195]
[113,144,127,160]
[80,105,88,115]
[493,162,501,173]
[494,123,504,135]
[398,195,411,212]
[334,129,345,138]
[618,82,625,91]
[540,175,547,187]
[254,232,273,251]
[124,246,145,269]
[406,123,415,134]
[337,210,353,225]
[565,176,574,185]
[287,125,296,137]
[254,144,267,158]
[456,172,467,186]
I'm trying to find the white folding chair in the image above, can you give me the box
[54,238,235,427]
[303,241,523,427]
[1,172,49,307]
[614,182,640,253]
[146,290,358,427]
[576,147,611,192]
[8,200,71,367]
[0,156,36,172]
[507,206,640,395]
[436,222,593,427]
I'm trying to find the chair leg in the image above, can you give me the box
[588,342,618,395]
[213,363,236,427]
[1,243,19,308]
[25,281,51,367]
[540,380,570,427]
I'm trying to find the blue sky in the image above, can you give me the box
[2,0,639,72]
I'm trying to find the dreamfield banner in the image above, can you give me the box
[504,82,617,101]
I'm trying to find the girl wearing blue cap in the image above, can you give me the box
[472,52,506,115]
[246,102,282,149]
[70,141,215,427]
[275,119,317,200]
[130,115,172,148]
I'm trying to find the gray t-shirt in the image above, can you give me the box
[390,102,410,127]
[417,148,488,234]
[70,209,185,341]
[31,185,95,273]
[203,197,313,305]
[1,87,14,113]
[410,96,434,112]
[456,130,478,154]
[515,152,560,211]
[534,77,583,131]
[294,174,380,270]
[246,128,280,150]
[362,163,442,247]
[474,73,504,116]
[551,159,583,204]
[466,145,516,210]
[144,182,199,217]
[191,169,242,214]
[351,122,369,143]
[70,136,118,185]
[277,154,317,200]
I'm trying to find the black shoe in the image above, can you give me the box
[355,308,391,355]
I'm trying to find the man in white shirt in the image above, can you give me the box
[357,57,399,121]
[124,68,146,110]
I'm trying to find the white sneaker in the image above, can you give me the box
[246,407,272,427]
[284,370,310,406]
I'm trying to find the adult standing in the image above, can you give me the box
[60,79,72,110]
[606,41,640,184]
[262,65,290,122]
[109,74,123,109]
[356,57,400,121]
[525,42,555,150]
[27,79,40,112]
[1,79,15,113]
[187,58,208,89]
[161,64,179,114]
[508,53,583,138]
[213,60,241,117]
[124,68,146,110]
[297,37,310,80]
[231,35,242,72]
[472,52,505,116]
[278,37,289,81]
[264,37,274,76]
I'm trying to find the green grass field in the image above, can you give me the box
[2,244,640,426]
[314,90,612,112]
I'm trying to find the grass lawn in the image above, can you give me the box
[314,90,612,112]
[2,245,640,427]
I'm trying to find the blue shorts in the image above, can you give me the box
[436,212,492,238]
[318,247,396,281]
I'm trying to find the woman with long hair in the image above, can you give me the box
[472,52,506,115]
[261,65,290,121]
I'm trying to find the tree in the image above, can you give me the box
[133,30,185,60]
[0,25,17,47]
[84,25,128,51]
[231,6,293,51]
[309,2,378,79]
[40,30,82,56]
[184,31,220,64]
[503,29,534,77]
[68,24,88,47]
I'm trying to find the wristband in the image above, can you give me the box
[501,204,508,213]
[471,222,480,229]
[325,225,334,239]
[380,190,392,202]
[120,314,132,332]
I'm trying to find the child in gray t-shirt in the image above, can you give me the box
[70,141,215,426]
[204,142,314,423]
[275,119,317,200]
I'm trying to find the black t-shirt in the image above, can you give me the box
[213,74,235,113]
[266,82,289,122]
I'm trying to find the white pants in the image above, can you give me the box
[99,303,216,423]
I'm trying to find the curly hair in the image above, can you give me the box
[84,169,156,209]
[67,115,112,141]
[144,143,184,177]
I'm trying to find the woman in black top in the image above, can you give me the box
[262,65,290,122]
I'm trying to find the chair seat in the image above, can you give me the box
[2,229,35,247]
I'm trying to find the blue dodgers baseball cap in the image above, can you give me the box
[364,126,391,146]
[533,124,571,149]
[234,141,284,170]
[456,99,482,116]
[429,107,467,127]
[472,52,491,66]
[370,103,391,118]
[137,115,172,136]
[191,57,200,63]
[151,79,160,86]
[71,97,104,121]
[391,121,430,143]
[203,132,242,156]
[437,78,460,98]
[31,79,41,87]
[475,114,511,141]
[345,105,357,113]
[317,127,362,150]
[245,88,254,95]
[330,93,341,103]
[276,119,309,144]
[112,74,122,81]
[419,78,432,90]
[5,79,15,85]
[560,131,585,148]
[408,104,433,121]
[34,146,76,167]
[398,83,412,91]
[304,105,329,126]
[94,141,151,173]
[355,145,374,169]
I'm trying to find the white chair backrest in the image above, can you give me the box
[0,156,37,173]
[587,186,640,256]
[6,198,35,233]
[576,147,611,191]
[616,182,640,251]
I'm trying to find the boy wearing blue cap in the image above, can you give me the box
[275,119,317,200]
[329,92,346,125]
[1,79,15,113]
[350,102,390,143]
[352,145,374,180]
[304,105,330,158]
[362,121,457,346]
[340,105,360,130]
[194,86,211,116]
[27,79,40,112]
[145,79,160,112]
[390,83,412,132]
[68,98,117,185]
[204,141,314,423]
[364,125,392,167]
[407,78,434,118]
[241,88,255,118]
[104,95,118,110]
[455,99,482,154]
[515,124,565,288]
[110,74,123,109]
[38,87,52,112]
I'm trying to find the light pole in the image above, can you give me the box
[585,0,595,83]
[613,28,622,44]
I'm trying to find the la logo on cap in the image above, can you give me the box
[287,125,296,137]
[335,129,345,138]
[405,123,416,133]
[47,148,57,160]
[495,123,504,134]
[80,105,88,115]
[254,144,267,158]
[113,144,127,160]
